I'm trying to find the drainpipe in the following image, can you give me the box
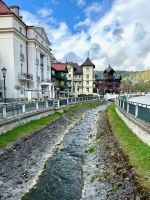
[26,27,29,89]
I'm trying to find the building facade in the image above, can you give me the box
[81,57,95,94]
[94,64,122,94]
[66,57,95,96]
[0,1,53,100]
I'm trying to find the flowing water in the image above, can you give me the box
[22,105,107,200]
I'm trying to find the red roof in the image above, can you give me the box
[0,0,11,14]
[51,63,67,71]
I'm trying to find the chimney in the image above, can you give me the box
[10,5,20,16]
[19,16,23,20]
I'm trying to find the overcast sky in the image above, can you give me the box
[5,0,150,71]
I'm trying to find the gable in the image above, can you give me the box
[35,27,50,44]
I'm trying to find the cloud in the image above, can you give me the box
[37,8,53,18]
[133,22,147,42]
[84,2,102,17]
[21,0,150,72]
[51,0,59,5]
[76,0,86,7]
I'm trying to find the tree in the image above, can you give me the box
[14,84,22,101]
[50,52,60,63]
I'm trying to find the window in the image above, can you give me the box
[41,41,43,44]
[68,74,71,78]
[68,68,71,72]
[86,74,89,79]
[21,63,23,75]
[86,88,89,92]
[86,81,89,85]
[74,75,78,78]
[86,68,89,72]
[20,44,23,54]
[52,70,55,75]
[36,67,38,76]
[20,83,25,95]
[36,35,38,40]
[79,75,81,78]
[20,27,22,33]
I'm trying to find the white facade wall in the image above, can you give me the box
[0,14,53,100]
[0,16,13,28]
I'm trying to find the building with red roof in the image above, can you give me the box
[51,63,68,91]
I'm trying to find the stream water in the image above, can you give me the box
[22,105,107,200]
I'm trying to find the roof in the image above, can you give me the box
[69,62,82,74]
[81,57,95,68]
[95,72,105,80]
[51,63,68,72]
[113,73,122,80]
[0,0,11,14]
[104,64,115,73]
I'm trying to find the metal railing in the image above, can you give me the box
[0,96,100,121]
[18,73,33,80]
[117,98,150,123]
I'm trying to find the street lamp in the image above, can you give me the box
[1,67,7,103]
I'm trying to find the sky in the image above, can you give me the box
[4,0,150,71]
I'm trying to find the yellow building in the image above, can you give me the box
[81,57,95,94]
[66,57,95,95]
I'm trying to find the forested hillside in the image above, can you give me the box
[120,70,150,93]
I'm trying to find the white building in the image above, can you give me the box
[0,1,54,101]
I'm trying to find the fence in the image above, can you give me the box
[0,96,99,121]
[116,98,150,123]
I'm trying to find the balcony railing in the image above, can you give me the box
[36,58,39,65]
[36,76,40,82]
[41,76,51,82]
[20,53,25,61]
[18,72,33,80]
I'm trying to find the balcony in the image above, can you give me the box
[18,72,33,81]
[106,82,113,85]
[74,77,82,81]
[41,76,51,82]
[36,76,40,82]
[20,53,25,61]
[36,58,39,65]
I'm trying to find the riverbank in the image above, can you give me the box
[0,101,105,200]
[82,109,150,199]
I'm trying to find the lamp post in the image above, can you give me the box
[1,67,7,103]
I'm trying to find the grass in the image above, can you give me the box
[108,105,150,189]
[0,101,100,149]
[112,185,118,192]
[85,146,95,153]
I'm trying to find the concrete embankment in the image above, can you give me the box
[0,102,105,200]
